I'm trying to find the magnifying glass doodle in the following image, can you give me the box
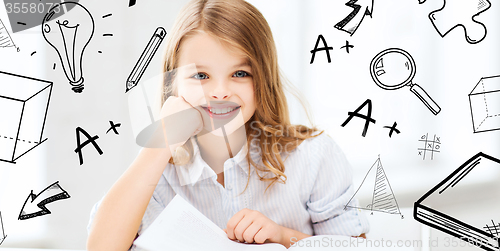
[370,48,441,115]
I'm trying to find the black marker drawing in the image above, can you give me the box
[383,122,400,138]
[102,14,112,19]
[17,22,26,26]
[340,40,354,53]
[126,27,167,93]
[18,181,70,220]
[75,127,103,165]
[0,18,17,50]
[484,220,500,238]
[341,99,376,137]
[345,155,403,218]
[129,0,137,7]
[422,0,491,44]
[335,0,374,36]
[418,133,441,160]
[469,75,500,134]
[370,48,441,115]
[310,34,333,64]
[106,121,121,135]
[42,2,95,93]
[0,211,6,245]
[0,71,52,164]
[414,152,500,251]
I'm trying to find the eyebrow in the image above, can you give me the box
[195,62,251,70]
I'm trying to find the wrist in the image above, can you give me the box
[278,226,311,248]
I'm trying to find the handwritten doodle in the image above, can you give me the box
[129,0,137,7]
[0,211,6,245]
[0,71,52,164]
[310,34,333,64]
[74,127,103,165]
[414,152,500,251]
[340,40,354,53]
[106,121,121,135]
[0,18,17,50]
[341,99,376,137]
[334,0,374,36]
[345,155,403,218]
[126,27,167,93]
[418,133,441,160]
[423,0,491,44]
[383,122,400,138]
[18,181,71,220]
[370,48,441,115]
[42,2,95,93]
[469,75,500,134]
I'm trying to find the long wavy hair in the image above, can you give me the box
[161,0,323,191]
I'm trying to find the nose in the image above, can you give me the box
[209,79,231,100]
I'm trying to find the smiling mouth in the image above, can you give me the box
[201,106,241,119]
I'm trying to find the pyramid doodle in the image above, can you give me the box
[0,18,16,48]
[345,155,402,216]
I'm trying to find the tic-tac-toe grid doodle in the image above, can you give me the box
[417,133,441,160]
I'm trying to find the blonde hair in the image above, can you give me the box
[162,0,323,191]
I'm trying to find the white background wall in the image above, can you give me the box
[0,0,498,249]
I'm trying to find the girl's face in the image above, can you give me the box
[175,31,256,136]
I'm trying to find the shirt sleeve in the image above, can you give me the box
[306,134,370,236]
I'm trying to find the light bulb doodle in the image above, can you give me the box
[42,2,95,93]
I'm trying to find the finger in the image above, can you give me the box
[233,215,255,243]
[253,226,269,244]
[242,222,263,244]
[226,210,248,240]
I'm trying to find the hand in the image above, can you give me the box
[224,208,284,245]
[158,96,204,151]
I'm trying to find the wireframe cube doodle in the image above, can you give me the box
[469,75,500,133]
[0,71,52,163]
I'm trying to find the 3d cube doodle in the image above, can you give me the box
[469,75,500,133]
[0,71,52,163]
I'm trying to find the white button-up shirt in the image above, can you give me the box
[88,132,370,250]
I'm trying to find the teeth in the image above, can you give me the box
[209,107,236,115]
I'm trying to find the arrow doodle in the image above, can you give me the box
[334,0,374,36]
[18,181,71,220]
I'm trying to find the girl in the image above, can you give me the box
[87,0,369,250]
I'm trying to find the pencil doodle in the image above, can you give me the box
[0,18,18,50]
[126,27,167,93]
[0,71,52,164]
[422,0,491,44]
[417,133,441,160]
[345,155,403,218]
[383,122,400,138]
[484,220,500,238]
[310,34,333,64]
[370,48,441,115]
[0,211,6,245]
[18,181,70,220]
[334,0,374,36]
[341,99,376,137]
[42,2,95,93]
[4,0,76,33]
[340,40,354,53]
[414,152,500,251]
[469,75,500,134]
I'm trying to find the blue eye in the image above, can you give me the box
[191,73,208,80]
[233,71,250,78]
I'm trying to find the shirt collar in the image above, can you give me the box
[173,136,262,186]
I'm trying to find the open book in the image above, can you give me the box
[134,195,365,251]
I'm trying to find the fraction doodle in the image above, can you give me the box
[417,133,441,160]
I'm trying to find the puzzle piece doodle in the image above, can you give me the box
[425,0,491,44]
